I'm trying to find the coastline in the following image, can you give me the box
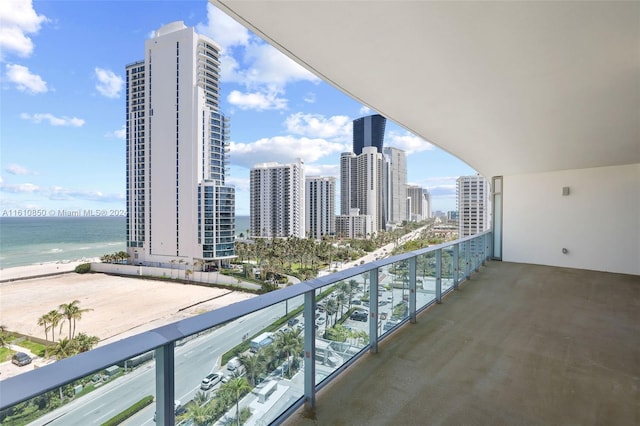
[0,258,98,283]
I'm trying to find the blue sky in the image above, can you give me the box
[0,0,476,217]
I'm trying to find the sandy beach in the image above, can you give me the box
[0,265,255,379]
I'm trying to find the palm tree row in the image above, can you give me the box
[99,250,130,264]
[37,300,93,340]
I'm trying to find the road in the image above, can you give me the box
[30,298,303,426]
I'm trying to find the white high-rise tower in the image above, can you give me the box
[456,175,489,237]
[250,159,305,238]
[125,22,235,268]
[305,176,336,239]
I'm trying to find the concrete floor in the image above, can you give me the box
[284,262,640,426]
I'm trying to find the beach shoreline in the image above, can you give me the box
[0,265,255,380]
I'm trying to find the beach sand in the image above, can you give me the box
[0,268,254,379]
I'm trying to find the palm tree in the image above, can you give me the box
[273,328,303,377]
[74,333,99,352]
[0,325,9,348]
[59,300,92,339]
[51,337,76,360]
[224,376,251,426]
[186,401,214,426]
[37,314,50,341]
[238,353,265,387]
[47,310,63,342]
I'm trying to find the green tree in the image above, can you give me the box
[37,313,51,342]
[47,310,63,342]
[239,352,265,386]
[0,325,9,348]
[220,377,251,426]
[59,300,92,339]
[273,328,303,378]
[185,402,215,426]
[74,332,99,352]
[51,337,76,360]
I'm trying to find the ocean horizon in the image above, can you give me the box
[0,215,250,269]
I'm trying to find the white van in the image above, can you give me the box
[226,356,241,371]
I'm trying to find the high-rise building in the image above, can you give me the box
[407,185,428,221]
[340,115,389,235]
[126,21,235,267]
[305,176,336,239]
[352,114,386,155]
[340,152,358,215]
[456,175,489,237]
[383,147,407,225]
[250,159,305,238]
[335,208,374,239]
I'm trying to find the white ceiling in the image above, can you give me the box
[211,1,639,179]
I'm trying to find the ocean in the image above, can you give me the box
[0,215,250,269]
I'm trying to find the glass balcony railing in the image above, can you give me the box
[0,232,491,426]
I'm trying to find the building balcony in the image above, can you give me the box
[2,233,637,425]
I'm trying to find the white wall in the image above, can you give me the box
[502,163,639,275]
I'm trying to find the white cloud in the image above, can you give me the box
[20,112,85,127]
[304,92,316,104]
[5,64,47,94]
[229,136,345,169]
[226,176,250,192]
[196,4,251,52]
[0,180,123,203]
[386,131,434,155]
[5,164,32,175]
[113,125,126,139]
[227,89,287,111]
[0,0,48,59]
[197,3,318,98]
[285,113,351,139]
[305,164,339,178]
[0,182,40,193]
[94,67,123,99]
[359,106,371,115]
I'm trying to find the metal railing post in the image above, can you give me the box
[453,243,459,289]
[155,343,175,426]
[369,268,379,353]
[466,241,472,280]
[435,249,442,303]
[409,257,417,323]
[304,291,316,410]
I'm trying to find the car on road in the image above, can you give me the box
[201,372,222,390]
[350,311,368,322]
[11,352,31,367]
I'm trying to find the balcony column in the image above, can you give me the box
[303,290,317,410]
[368,268,379,353]
[453,243,459,289]
[409,257,417,323]
[155,343,175,426]
[435,249,442,303]
[465,241,472,280]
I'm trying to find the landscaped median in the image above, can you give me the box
[100,395,153,426]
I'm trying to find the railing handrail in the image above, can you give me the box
[0,231,491,410]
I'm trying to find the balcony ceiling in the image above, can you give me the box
[211,1,639,178]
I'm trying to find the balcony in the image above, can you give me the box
[2,233,637,425]
[2,233,494,425]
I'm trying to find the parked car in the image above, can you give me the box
[201,372,221,390]
[350,311,368,322]
[316,316,326,324]
[11,352,31,367]
[287,318,300,327]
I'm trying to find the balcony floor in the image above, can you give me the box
[285,261,640,425]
